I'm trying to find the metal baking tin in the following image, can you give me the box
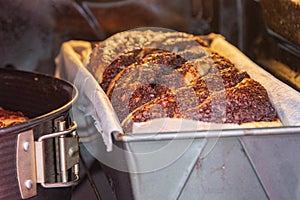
[102,125,300,200]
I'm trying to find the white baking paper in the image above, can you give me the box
[55,40,123,152]
[209,34,300,126]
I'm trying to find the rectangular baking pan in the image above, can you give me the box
[55,38,300,200]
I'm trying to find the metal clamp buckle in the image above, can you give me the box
[16,121,80,199]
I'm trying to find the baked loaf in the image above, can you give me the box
[0,107,28,128]
[87,30,279,133]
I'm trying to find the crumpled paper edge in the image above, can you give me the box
[55,40,123,152]
[209,34,300,126]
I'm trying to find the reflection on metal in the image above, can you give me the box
[114,126,300,142]
[58,121,69,183]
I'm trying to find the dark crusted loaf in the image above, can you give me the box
[87,30,279,133]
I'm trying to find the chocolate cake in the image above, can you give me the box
[87,30,279,133]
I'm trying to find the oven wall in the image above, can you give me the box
[0,0,240,74]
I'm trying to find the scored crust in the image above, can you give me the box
[121,78,280,132]
[87,30,209,84]
[87,30,281,133]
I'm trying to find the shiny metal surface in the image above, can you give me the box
[114,126,300,142]
[111,127,300,199]
[178,137,268,200]
[241,134,300,199]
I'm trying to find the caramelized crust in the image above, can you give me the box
[181,78,278,124]
[87,31,279,133]
[118,50,278,133]
[101,49,142,92]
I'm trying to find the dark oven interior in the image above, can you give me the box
[0,0,299,91]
